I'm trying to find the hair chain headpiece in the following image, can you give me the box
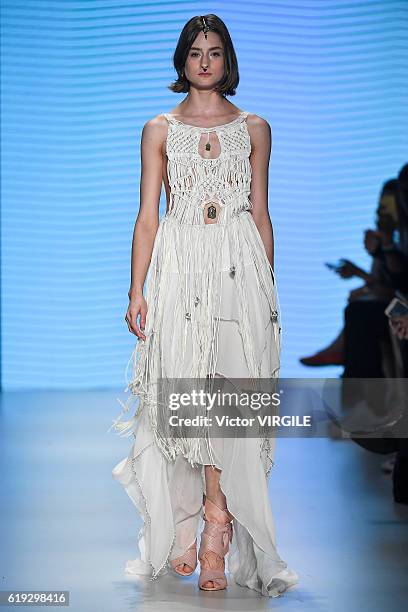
[200,15,210,39]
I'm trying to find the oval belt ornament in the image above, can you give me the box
[203,199,221,224]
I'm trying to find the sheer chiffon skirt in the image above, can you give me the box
[112,290,299,597]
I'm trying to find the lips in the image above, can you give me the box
[198,73,212,76]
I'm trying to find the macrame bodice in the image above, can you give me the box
[163,111,252,225]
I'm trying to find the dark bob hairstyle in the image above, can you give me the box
[168,14,239,97]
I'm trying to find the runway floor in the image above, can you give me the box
[0,389,407,612]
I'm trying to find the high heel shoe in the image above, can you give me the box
[198,496,233,591]
[169,539,197,576]
[299,349,345,366]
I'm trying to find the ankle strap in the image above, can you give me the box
[204,496,233,521]
[200,520,233,557]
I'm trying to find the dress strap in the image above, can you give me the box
[163,113,177,125]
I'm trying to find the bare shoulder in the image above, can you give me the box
[246,113,271,151]
[141,114,168,151]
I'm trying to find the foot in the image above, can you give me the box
[170,541,197,576]
[173,559,195,575]
[198,497,233,591]
[300,349,345,366]
[174,563,195,575]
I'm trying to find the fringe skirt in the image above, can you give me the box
[110,210,299,597]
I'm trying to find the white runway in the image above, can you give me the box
[0,390,407,612]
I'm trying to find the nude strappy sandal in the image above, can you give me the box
[169,539,197,576]
[198,496,233,591]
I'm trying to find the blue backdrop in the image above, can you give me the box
[1,0,407,388]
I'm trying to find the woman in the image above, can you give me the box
[109,14,298,598]
[342,173,408,378]
[300,177,406,370]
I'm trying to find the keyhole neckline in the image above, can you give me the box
[164,110,247,132]
[196,130,222,161]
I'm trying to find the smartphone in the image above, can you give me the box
[384,297,408,319]
[325,260,343,272]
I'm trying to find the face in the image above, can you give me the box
[376,192,399,231]
[184,31,225,90]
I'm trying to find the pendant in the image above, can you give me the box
[207,205,217,219]
[205,142,211,151]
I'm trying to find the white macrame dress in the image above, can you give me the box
[109,110,299,597]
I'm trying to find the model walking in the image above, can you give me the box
[110,14,299,598]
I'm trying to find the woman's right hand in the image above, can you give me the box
[336,259,362,279]
[125,294,148,340]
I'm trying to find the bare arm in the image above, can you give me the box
[129,118,164,298]
[125,117,166,338]
[247,115,275,270]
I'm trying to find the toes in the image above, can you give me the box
[203,580,214,588]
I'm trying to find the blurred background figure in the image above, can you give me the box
[299,163,408,505]
[300,172,408,378]
[386,163,408,504]
[342,172,408,378]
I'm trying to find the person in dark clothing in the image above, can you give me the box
[343,300,392,378]
[350,164,408,505]
[343,173,408,379]
[300,178,404,367]
[389,164,408,504]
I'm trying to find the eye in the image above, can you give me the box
[190,51,200,57]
